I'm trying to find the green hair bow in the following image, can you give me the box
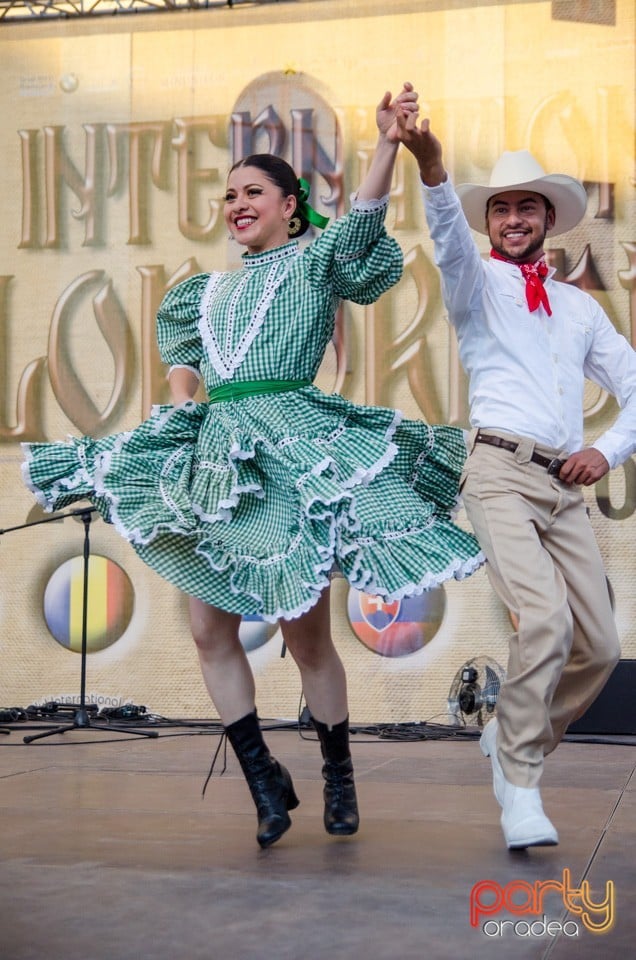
[297,178,330,229]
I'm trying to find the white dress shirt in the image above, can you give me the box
[423,179,636,469]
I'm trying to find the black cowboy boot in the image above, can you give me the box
[312,716,360,836]
[225,710,299,849]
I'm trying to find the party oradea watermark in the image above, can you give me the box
[470,868,615,939]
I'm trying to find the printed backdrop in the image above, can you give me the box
[0,0,634,722]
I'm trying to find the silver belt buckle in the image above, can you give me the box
[547,457,565,476]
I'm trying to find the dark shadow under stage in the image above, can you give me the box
[0,720,634,960]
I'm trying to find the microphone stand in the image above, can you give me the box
[0,507,158,744]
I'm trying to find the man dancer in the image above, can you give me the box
[398,111,636,849]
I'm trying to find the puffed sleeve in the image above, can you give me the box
[303,196,403,304]
[156,273,210,368]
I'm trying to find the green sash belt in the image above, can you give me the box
[208,379,311,404]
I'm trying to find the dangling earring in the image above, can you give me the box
[287,216,302,237]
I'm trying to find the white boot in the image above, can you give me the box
[479,717,505,807]
[480,716,558,849]
[500,781,559,850]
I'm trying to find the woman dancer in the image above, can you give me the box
[22,84,482,848]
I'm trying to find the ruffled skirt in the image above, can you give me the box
[22,386,483,621]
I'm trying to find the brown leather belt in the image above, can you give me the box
[475,432,566,476]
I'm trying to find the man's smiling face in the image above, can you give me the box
[486,190,555,263]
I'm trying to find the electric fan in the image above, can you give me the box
[447,656,506,727]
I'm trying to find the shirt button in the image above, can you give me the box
[558,387,564,395]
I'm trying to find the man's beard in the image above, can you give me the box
[489,214,550,263]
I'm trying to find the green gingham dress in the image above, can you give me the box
[22,199,483,622]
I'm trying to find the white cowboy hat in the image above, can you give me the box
[456,150,587,236]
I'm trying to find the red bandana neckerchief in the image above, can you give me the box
[490,248,552,316]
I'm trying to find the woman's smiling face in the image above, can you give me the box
[224,166,297,254]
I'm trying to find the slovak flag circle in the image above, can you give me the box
[346,586,446,657]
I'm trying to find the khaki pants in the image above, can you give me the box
[460,430,620,788]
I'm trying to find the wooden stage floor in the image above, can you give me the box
[0,718,634,960]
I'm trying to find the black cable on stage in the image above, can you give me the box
[0,703,633,748]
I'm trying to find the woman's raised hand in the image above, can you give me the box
[377,82,419,142]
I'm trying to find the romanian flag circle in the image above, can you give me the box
[43,555,134,653]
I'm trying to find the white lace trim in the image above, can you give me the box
[158,448,191,528]
[347,550,486,601]
[192,509,484,624]
[194,511,336,624]
[409,424,435,486]
[91,458,190,547]
[168,364,201,382]
[43,403,480,617]
[21,442,92,510]
[349,193,390,213]
[242,242,298,268]
[148,400,198,433]
[198,253,298,381]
